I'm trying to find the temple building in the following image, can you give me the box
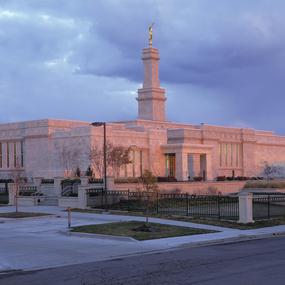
[1,38,285,182]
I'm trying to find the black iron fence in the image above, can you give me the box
[253,193,285,220]
[18,185,37,196]
[86,189,239,220]
[0,187,8,204]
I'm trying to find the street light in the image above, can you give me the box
[91,122,107,193]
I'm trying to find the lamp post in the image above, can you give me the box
[91,122,107,192]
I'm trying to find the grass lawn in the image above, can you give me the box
[71,221,217,241]
[0,212,50,218]
[164,216,285,230]
[70,208,285,230]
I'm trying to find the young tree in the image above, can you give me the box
[139,170,158,224]
[10,159,25,213]
[75,166,81,177]
[85,165,94,177]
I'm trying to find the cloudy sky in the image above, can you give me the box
[1,0,285,134]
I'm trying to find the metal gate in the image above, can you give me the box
[253,193,285,220]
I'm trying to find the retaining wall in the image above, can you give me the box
[114,181,246,194]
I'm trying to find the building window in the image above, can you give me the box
[219,144,222,167]
[165,153,176,177]
[132,150,136,177]
[219,143,241,168]
[236,144,239,167]
[13,142,17,168]
[124,164,128,177]
[20,141,24,167]
[6,142,9,168]
[0,142,2,168]
[230,143,234,167]
[139,150,143,177]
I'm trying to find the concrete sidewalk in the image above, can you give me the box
[0,205,285,272]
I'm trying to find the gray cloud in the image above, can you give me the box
[0,0,285,134]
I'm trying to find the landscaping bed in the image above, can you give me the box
[0,212,50,218]
[70,221,216,241]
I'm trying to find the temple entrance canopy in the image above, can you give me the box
[162,143,214,181]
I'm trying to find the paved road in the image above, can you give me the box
[1,236,285,285]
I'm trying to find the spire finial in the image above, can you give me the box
[148,23,154,47]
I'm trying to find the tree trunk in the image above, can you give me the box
[15,183,19,213]
[146,193,149,224]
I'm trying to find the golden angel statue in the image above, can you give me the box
[148,23,154,46]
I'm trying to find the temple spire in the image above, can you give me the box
[136,26,167,121]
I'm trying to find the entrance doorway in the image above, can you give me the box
[165,153,176,178]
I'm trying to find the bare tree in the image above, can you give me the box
[90,144,104,178]
[106,143,132,177]
[90,142,132,178]
[55,141,81,177]
[262,161,285,179]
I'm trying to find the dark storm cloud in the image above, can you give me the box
[1,0,285,133]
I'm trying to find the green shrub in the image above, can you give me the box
[244,180,285,189]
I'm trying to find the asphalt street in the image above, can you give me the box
[1,235,285,285]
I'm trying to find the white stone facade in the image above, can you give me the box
[1,44,285,181]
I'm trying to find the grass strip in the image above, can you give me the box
[71,221,217,241]
[0,212,50,218]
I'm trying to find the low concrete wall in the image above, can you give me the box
[40,184,56,196]
[58,197,79,208]
[18,197,38,206]
[114,181,246,195]
[240,188,285,194]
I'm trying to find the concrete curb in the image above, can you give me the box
[59,230,138,242]
[178,231,285,249]
[59,228,285,247]
[0,214,60,222]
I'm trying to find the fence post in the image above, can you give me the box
[101,188,104,209]
[127,189,130,212]
[238,192,253,223]
[156,192,159,214]
[267,194,270,219]
[218,194,221,219]
[186,193,189,216]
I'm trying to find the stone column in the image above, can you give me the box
[175,151,188,181]
[238,192,254,224]
[206,153,214,180]
[106,176,115,190]
[78,186,88,209]
[54,177,64,197]
[8,183,16,206]
[80,176,89,187]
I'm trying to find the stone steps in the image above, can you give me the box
[39,196,58,206]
